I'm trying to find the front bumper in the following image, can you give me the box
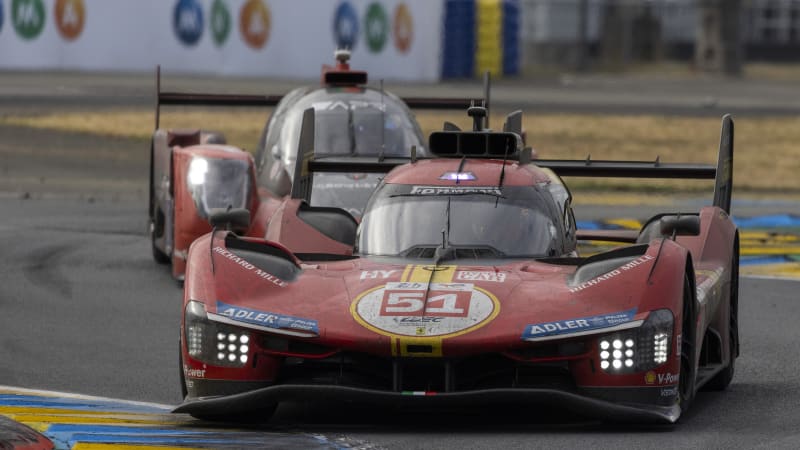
[173,384,680,424]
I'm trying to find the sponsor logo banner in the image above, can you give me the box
[173,0,203,46]
[455,270,506,283]
[409,186,502,196]
[365,2,388,53]
[333,1,358,49]
[55,0,85,41]
[210,0,231,46]
[645,371,679,385]
[12,0,46,40]
[216,301,319,334]
[393,3,412,53]
[0,0,441,81]
[522,308,637,340]
[239,0,270,49]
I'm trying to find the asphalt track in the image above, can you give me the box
[1,73,800,448]
[0,197,799,449]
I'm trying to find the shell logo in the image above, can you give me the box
[393,3,412,53]
[55,0,85,41]
[239,0,270,50]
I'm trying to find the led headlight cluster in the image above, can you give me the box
[215,332,250,364]
[599,338,636,370]
[184,301,251,368]
[598,309,673,374]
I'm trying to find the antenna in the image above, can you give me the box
[155,65,161,129]
[456,156,466,185]
[445,196,451,247]
[379,79,386,162]
[483,71,491,129]
[498,135,512,188]
[209,226,216,274]
[433,196,455,264]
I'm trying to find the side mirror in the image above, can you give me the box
[209,208,251,234]
[659,215,700,237]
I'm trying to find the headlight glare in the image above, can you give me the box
[186,157,251,219]
[188,157,209,185]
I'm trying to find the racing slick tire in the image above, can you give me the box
[179,343,188,400]
[150,218,170,264]
[704,235,740,391]
[679,273,697,414]
[149,136,169,264]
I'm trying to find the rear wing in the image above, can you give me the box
[290,109,735,215]
[536,114,734,214]
[154,65,489,129]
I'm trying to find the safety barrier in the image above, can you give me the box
[441,0,520,78]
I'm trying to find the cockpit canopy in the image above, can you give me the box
[257,88,426,185]
[356,182,573,259]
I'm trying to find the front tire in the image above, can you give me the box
[178,343,188,400]
[679,273,697,413]
[151,216,170,264]
[705,235,739,390]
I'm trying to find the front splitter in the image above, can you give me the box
[174,384,681,424]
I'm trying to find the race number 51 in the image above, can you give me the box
[380,285,472,317]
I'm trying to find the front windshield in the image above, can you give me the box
[357,184,562,258]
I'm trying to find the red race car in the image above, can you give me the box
[175,108,738,424]
[150,50,486,279]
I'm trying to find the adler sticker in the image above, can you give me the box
[521,308,637,340]
[353,282,498,337]
[213,301,318,335]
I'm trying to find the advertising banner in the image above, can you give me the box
[0,0,443,81]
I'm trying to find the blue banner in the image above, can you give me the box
[522,308,637,340]
[216,301,319,335]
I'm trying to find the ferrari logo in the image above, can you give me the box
[416,327,426,336]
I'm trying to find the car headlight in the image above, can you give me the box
[184,301,251,367]
[598,309,673,373]
[186,157,251,219]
